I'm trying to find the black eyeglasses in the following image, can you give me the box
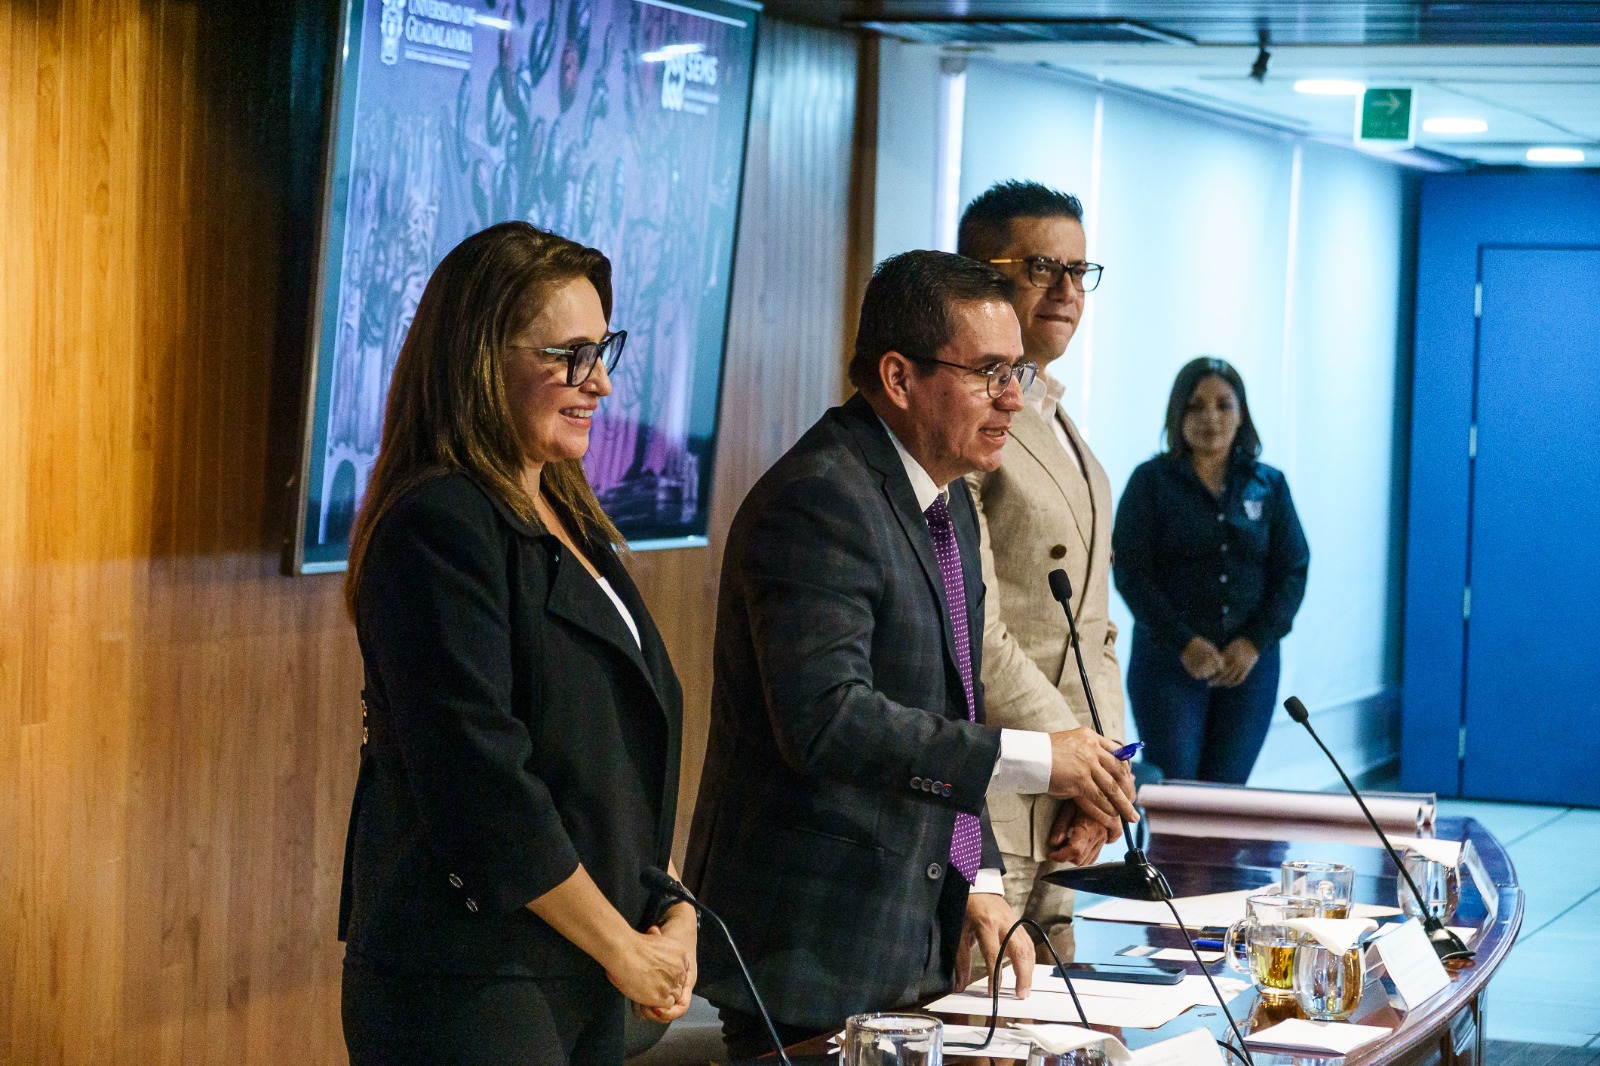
[509,330,628,386]
[988,256,1104,293]
[919,358,1039,398]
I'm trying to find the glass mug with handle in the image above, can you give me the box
[1224,893,1320,1000]
[1293,938,1366,1021]
[842,1013,943,1066]
[1281,860,1356,919]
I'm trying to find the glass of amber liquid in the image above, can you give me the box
[1224,893,1320,1000]
[1281,860,1356,919]
[1294,941,1366,1021]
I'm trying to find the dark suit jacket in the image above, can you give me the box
[339,472,683,979]
[684,394,1004,1030]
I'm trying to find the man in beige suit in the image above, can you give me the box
[959,182,1128,952]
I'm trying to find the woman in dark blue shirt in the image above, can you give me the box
[1112,357,1309,784]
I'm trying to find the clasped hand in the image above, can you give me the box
[608,907,696,1022]
[1181,636,1258,687]
[1043,727,1138,835]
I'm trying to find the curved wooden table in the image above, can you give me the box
[781,814,1522,1064]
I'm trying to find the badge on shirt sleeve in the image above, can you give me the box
[1244,499,1264,521]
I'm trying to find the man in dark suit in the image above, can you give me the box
[684,250,1140,1057]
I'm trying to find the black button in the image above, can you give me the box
[1220,574,1228,584]
[923,779,935,792]
[465,898,479,913]
[941,784,952,797]
[448,874,463,889]
[1222,605,1230,614]
[911,776,923,789]
[1049,544,1067,560]
[1221,543,1229,553]
[927,863,944,880]
[1217,513,1225,522]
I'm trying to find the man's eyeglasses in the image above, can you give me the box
[988,256,1104,293]
[920,358,1039,399]
[509,330,628,386]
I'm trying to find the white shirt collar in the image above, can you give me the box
[879,417,945,514]
[1028,368,1068,417]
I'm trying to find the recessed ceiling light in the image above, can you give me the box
[1293,79,1366,96]
[1526,147,1586,163]
[1422,117,1488,135]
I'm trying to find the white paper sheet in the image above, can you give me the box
[1078,886,1260,928]
[1008,1024,1227,1065]
[828,1024,1037,1061]
[927,989,1199,1030]
[1245,1018,1391,1053]
[972,966,1248,1008]
[1396,836,1463,867]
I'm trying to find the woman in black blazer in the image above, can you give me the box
[338,222,694,1065]
[1112,357,1309,785]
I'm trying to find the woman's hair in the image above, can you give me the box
[1161,356,1262,461]
[344,221,626,617]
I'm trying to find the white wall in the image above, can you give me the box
[875,55,1413,786]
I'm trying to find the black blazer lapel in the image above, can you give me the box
[544,544,659,702]
[839,394,968,707]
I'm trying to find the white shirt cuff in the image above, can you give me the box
[991,729,1053,795]
[972,868,1005,895]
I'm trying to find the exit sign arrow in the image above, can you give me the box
[1358,87,1415,146]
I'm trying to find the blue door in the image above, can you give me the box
[1462,247,1600,804]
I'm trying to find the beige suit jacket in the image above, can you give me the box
[967,400,1126,861]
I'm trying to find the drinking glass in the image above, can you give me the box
[1397,852,1459,922]
[1293,941,1366,1021]
[1281,860,1355,918]
[1028,1047,1108,1066]
[842,1014,943,1066]
[1224,893,1320,1000]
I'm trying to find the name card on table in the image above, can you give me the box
[1009,1024,1226,1065]
[1461,838,1500,921]
[1373,918,1451,1008]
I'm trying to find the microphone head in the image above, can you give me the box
[1048,568,1073,605]
[641,867,679,896]
[1283,696,1310,724]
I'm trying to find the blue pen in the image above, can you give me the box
[1194,938,1225,951]
[1112,741,1145,761]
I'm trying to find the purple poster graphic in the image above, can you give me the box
[295,0,758,570]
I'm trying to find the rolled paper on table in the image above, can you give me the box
[1137,783,1436,830]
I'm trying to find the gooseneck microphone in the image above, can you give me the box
[1042,569,1170,902]
[1043,569,1254,1066]
[1282,697,1473,962]
[641,868,793,1066]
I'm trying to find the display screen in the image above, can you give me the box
[294,0,759,571]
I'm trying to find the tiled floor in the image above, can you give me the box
[1436,797,1600,1048]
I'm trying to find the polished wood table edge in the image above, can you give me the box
[771,815,1525,1063]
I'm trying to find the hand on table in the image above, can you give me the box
[955,891,1036,1000]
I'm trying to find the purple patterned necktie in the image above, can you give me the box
[925,493,982,884]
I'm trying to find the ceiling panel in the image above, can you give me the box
[766,1,1600,45]
[958,43,1600,167]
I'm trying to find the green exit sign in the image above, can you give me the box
[1358,88,1415,146]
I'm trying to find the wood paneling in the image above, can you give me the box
[639,17,861,857]
[0,2,861,1063]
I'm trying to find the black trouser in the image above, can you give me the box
[720,865,971,1060]
[343,952,625,1066]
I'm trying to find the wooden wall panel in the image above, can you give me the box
[0,2,862,1063]
[636,17,861,858]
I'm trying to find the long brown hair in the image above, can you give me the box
[344,221,626,617]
